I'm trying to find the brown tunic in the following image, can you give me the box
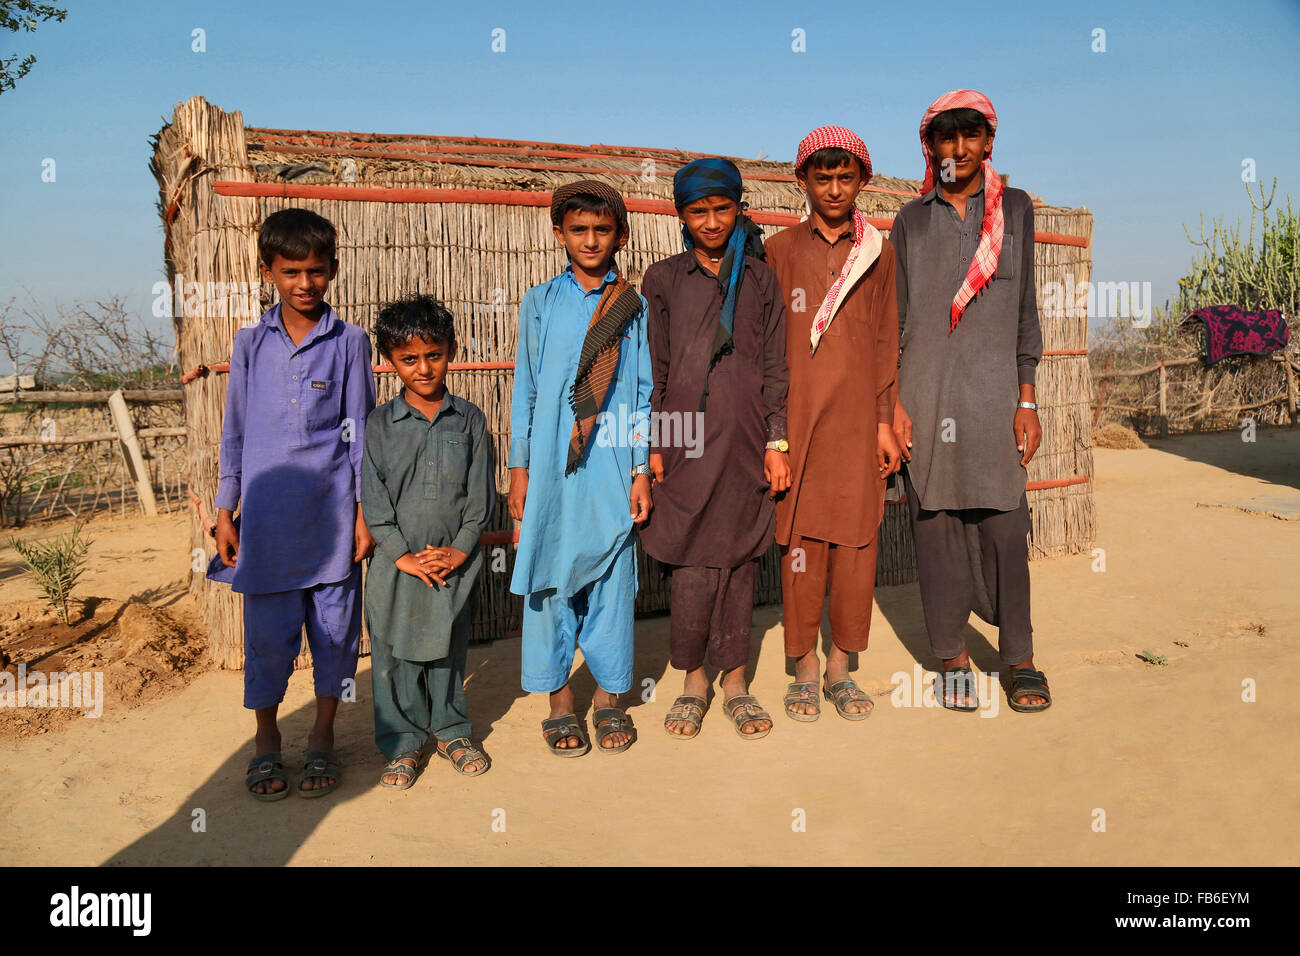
[765,220,899,549]
[637,251,789,569]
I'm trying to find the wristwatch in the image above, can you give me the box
[765,439,789,452]
[631,463,651,478]
[1017,401,1038,411]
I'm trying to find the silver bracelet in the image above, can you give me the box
[1018,401,1038,410]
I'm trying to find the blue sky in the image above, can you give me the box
[1,0,1297,345]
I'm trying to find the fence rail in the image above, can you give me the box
[1092,351,1298,435]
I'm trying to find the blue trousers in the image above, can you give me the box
[242,566,362,709]
[520,537,637,694]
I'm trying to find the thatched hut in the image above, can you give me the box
[152,95,1095,668]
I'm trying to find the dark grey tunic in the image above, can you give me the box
[361,391,495,661]
[891,183,1042,512]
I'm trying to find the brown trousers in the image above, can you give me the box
[668,559,759,672]
[780,532,879,657]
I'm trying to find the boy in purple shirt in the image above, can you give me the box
[212,208,377,800]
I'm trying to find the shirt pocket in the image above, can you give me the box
[304,378,339,430]
[439,434,471,494]
[994,234,1016,281]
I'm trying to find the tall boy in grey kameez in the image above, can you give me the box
[891,90,1052,713]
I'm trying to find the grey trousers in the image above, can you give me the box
[902,467,1034,665]
[369,612,471,760]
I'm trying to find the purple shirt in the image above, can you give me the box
[214,304,376,594]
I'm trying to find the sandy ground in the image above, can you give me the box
[0,428,1296,866]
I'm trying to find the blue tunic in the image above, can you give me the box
[508,267,652,599]
[212,304,376,594]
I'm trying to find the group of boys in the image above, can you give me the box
[215,88,1052,801]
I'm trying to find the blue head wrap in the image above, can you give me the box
[673,159,748,410]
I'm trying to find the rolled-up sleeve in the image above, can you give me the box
[1016,201,1043,387]
[215,332,248,512]
[508,288,539,469]
[451,408,496,556]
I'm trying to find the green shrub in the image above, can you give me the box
[7,521,92,624]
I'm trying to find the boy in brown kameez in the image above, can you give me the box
[765,127,903,722]
[639,158,790,740]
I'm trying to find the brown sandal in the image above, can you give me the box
[783,681,821,722]
[722,695,772,740]
[663,695,707,739]
[822,678,874,721]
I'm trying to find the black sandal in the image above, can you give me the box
[379,750,423,790]
[1007,667,1052,713]
[436,737,490,776]
[245,751,289,802]
[936,666,979,712]
[541,714,590,758]
[592,707,637,754]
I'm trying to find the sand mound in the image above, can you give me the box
[0,595,207,739]
[1093,423,1147,449]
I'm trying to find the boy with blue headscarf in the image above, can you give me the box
[639,158,790,741]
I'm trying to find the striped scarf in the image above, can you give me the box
[919,89,1004,333]
[566,274,643,475]
[808,208,882,354]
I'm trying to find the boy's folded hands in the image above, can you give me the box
[395,546,465,587]
[395,545,469,587]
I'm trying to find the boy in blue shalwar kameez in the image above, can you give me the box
[210,208,376,801]
[507,180,653,757]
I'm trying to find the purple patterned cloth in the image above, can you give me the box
[1182,305,1290,366]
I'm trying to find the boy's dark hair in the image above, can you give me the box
[802,146,867,177]
[928,107,993,141]
[258,208,337,267]
[556,192,627,233]
[375,294,457,357]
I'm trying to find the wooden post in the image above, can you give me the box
[1280,354,1298,425]
[107,389,158,516]
[1157,361,1168,437]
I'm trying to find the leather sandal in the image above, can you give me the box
[592,707,636,755]
[722,694,772,740]
[541,714,590,757]
[663,694,707,739]
[823,678,874,721]
[783,681,821,722]
[436,737,491,775]
[245,751,289,802]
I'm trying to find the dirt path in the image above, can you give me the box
[0,430,1296,865]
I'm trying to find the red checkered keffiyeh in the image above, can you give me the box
[919,90,1004,333]
[794,126,882,353]
[794,124,874,181]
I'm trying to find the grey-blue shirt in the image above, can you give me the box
[361,390,495,661]
[892,182,1042,512]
